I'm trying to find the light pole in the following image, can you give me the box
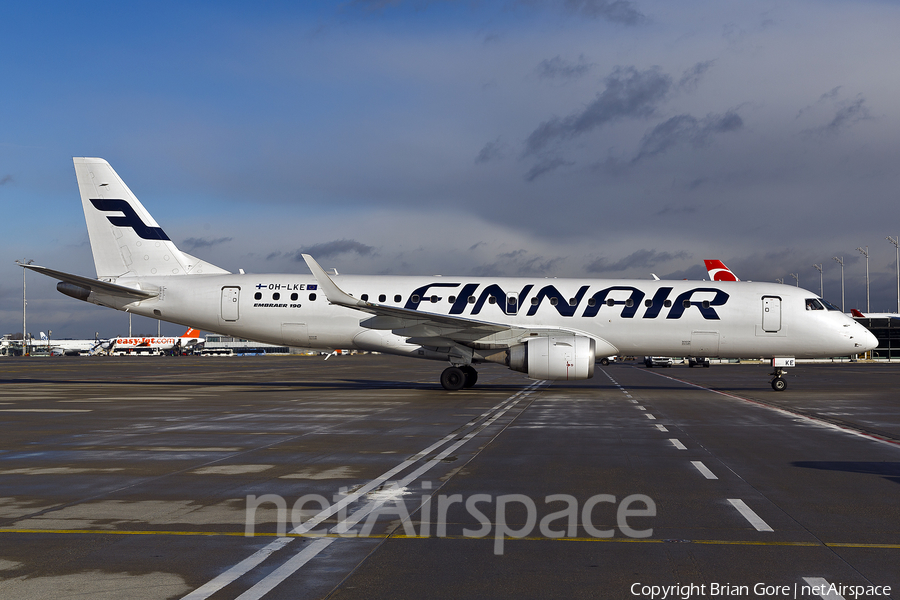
[833,256,845,312]
[16,259,34,356]
[790,273,799,287]
[888,236,900,314]
[776,278,784,285]
[813,264,823,297]
[856,246,870,313]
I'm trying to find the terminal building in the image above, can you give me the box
[200,335,293,355]
[852,317,900,360]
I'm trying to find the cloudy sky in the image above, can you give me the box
[3,0,900,338]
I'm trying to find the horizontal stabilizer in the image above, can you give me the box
[20,263,158,300]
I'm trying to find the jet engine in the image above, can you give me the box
[503,335,596,381]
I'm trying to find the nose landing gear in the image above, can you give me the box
[768,358,794,392]
[771,373,787,391]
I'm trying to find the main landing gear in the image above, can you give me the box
[440,365,478,391]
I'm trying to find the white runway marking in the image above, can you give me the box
[655,424,668,432]
[801,578,846,599]
[669,439,686,450]
[691,461,718,479]
[234,538,335,600]
[180,537,294,600]
[728,499,773,532]
[644,413,656,420]
[181,381,545,600]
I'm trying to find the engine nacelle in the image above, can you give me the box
[507,335,596,381]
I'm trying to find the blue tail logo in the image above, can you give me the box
[90,199,170,241]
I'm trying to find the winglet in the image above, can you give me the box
[301,254,367,308]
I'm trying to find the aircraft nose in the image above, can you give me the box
[862,327,879,352]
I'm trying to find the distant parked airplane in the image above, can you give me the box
[704,259,740,281]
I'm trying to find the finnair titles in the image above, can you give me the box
[22,158,877,391]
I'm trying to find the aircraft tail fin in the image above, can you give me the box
[704,259,740,282]
[182,328,202,338]
[850,309,865,318]
[73,157,229,280]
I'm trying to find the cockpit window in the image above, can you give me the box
[805,298,825,310]
[820,298,842,311]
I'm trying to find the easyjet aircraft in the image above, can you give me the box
[21,158,877,391]
[111,328,203,353]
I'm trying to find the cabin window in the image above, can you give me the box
[273,292,280,301]
[489,297,496,304]
[569,298,577,306]
[531,297,539,305]
[664,300,672,307]
[361,294,369,301]
[394,295,401,302]
[702,300,710,309]
[291,293,298,301]
[626,299,634,307]
[508,297,517,305]
[606,298,615,307]
[588,298,596,307]
[682,299,690,308]
[645,299,652,307]
[550,297,558,306]
[449,296,456,303]
[468,296,476,304]
[379,294,386,302]
[430,295,438,303]
[254,292,262,300]
[411,295,420,303]
[309,293,317,301]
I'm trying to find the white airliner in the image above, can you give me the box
[21,158,877,391]
[110,328,204,354]
[36,332,106,356]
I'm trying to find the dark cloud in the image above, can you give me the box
[561,0,646,25]
[822,97,871,133]
[586,249,691,273]
[524,66,672,155]
[182,237,233,251]
[524,156,574,181]
[677,61,714,92]
[632,110,743,162]
[475,138,507,164]
[655,204,699,217]
[471,251,565,277]
[798,90,872,135]
[536,55,593,80]
[294,239,375,259]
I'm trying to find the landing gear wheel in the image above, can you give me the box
[600,357,610,366]
[771,377,787,391]
[441,366,466,391]
[460,365,478,388]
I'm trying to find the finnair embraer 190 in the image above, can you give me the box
[22,158,877,391]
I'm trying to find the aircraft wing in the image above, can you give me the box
[20,264,158,300]
[302,254,511,339]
